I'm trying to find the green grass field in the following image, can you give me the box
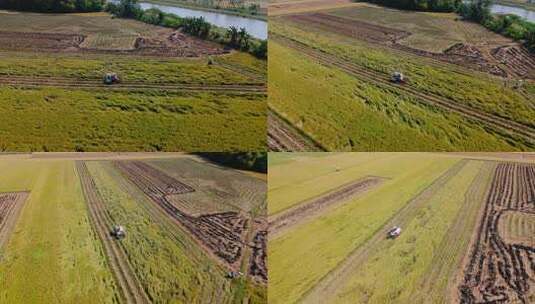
[269,7,535,151]
[0,159,119,303]
[268,153,460,303]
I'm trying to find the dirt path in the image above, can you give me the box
[0,75,267,94]
[76,161,150,304]
[269,176,385,238]
[0,191,29,250]
[268,109,325,151]
[273,34,535,145]
[298,159,468,304]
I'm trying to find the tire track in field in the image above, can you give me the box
[416,161,496,303]
[0,192,29,251]
[0,75,267,94]
[298,159,469,304]
[268,109,326,151]
[269,176,385,238]
[272,34,535,145]
[76,161,150,304]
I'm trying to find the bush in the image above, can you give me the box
[0,0,105,13]
[161,14,182,28]
[140,8,163,25]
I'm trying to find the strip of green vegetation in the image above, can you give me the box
[272,21,535,128]
[0,87,266,151]
[495,0,535,12]
[0,160,119,303]
[334,160,484,303]
[0,52,261,84]
[87,161,235,303]
[269,154,459,304]
[269,39,528,152]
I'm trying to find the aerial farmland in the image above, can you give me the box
[268,152,535,304]
[268,0,535,151]
[0,9,267,151]
[0,153,267,303]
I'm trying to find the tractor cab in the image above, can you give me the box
[387,226,402,239]
[111,225,126,239]
[103,73,120,85]
[391,72,406,84]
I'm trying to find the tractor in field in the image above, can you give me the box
[103,73,121,85]
[111,225,126,240]
[227,271,243,279]
[391,72,406,84]
[387,226,402,239]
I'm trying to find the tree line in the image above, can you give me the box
[195,152,267,173]
[106,0,267,58]
[0,0,104,12]
[362,0,462,12]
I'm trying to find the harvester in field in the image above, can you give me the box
[387,226,402,239]
[227,271,243,279]
[103,72,121,85]
[111,225,126,239]
[391,71,406,84]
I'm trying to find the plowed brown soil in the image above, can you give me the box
[0,191,29,250]
[114,160,250,269]
[0,30,226,57]
[458,163,535,304]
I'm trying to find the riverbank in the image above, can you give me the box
[494,0,535,12]
[141,0,267,20]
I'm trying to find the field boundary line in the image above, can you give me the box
[272,34,535,146]
[268,107,326,152]
[269,176,386,239]
[298,159,469,304]
[76,161,151,304]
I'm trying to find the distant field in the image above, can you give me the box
[0,12,267,151]
[268,152,535,304]
[268,4,535,151]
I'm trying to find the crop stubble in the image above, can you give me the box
[0,191,29,250]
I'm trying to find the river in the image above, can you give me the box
[139,2,267,39]
[490,3,535,22]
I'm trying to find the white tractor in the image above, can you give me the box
[391,72,406,84]
[103,73,121,85]
[111,225,126,240]
[387,226,402,239]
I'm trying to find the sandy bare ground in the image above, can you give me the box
[298,160,468,304]
[269,176,385,238]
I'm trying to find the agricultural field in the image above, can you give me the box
[0,11,266,151]
[268,2,535,151]
[268,152,535,304]
[0,153,267,303]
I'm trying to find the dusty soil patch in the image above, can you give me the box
[269,176,385,236]
[458,163,535,303]
[0,30,226,57]
[0,191,29,249]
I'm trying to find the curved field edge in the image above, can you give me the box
[0,160,119,303]
[268,155,459,304]
[268,40,529,152]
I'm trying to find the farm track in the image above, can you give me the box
[416,161,496,303]
[76,161,151,304]
[268,109,325,152]
[459,162,535,303]
[272,34,535,144]
[113,161,251,270]
[0,75,267,94]
[269,176,385,238]
[299,159,469,304]
[0,192,29,250]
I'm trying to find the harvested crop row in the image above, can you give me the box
[269,176,385,236]
[458,162,535,303]
[268,109,324,152]
[0,76,267,94]
[0,191,29,250]
[76,161,150,304]
[272,34,535,144]
[300,159,469,304]
[113,161,250,269]
[249,229,268,282]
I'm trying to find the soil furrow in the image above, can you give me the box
[0,192,29,251]
[268,109,325,151]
